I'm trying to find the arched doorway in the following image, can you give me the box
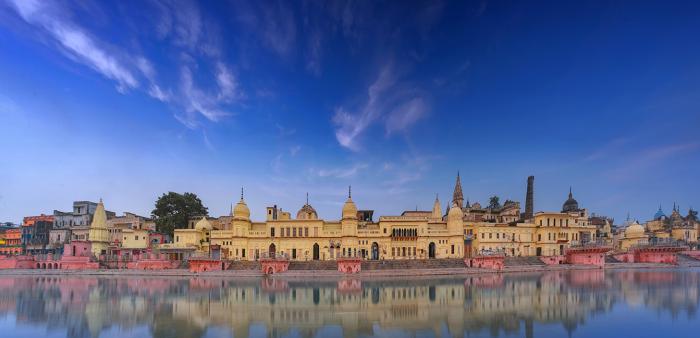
[313,243,320,260]
[371,242,379,260]
[268,243,276,258]
[428,242,436,259]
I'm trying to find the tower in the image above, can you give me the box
[431,194,441,220]
[452,172,464,209]
[88,199,110,257]
[524,175,534,220]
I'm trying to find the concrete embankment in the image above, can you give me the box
[1,260,698,279]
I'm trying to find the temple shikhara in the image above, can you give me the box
[1,174,698,272]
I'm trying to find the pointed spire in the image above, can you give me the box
[306,192,309,205]
[568,186,573,199]
[452,171,464,208]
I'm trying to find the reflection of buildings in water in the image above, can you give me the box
[0,270,698,338]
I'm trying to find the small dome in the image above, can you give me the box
[625,221,644,238]
[471,202,482,209]
[448,202,463,221]
[234,199,250,220]
[562,188,579,212]
[195,216,212,231]
[653,206,666,220]
[297,204,318,220]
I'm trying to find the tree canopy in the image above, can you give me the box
[151,192,208,238]
[488,196,501,210]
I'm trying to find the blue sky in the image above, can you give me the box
[1,0,699,225]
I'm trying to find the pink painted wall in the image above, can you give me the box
[465,256,504,270]
[613,253,634,263]
[337,258,361,274]
[261,259,289,274]
[63,242,92,257]
[0,256,36,269]
[636,251,677,264]
[566,252,605,267]
[189,259,229,273]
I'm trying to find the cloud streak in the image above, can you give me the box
[333,64,429,151]
[5,0,242,129]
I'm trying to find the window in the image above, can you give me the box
[451,245,455,255]
[305,227,309,237]
[547,218,550,226]
[271,228,275,237]
[292,249,297,259]
[242,249,245,258]
[293,228,297,237]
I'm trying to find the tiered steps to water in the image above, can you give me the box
[504,257,545,267]
[226,261,260,270]
[677,253,700,266]
[288,261,336,270]
[361,259,464,271]
[605,255,621,263]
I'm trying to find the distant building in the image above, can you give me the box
[53,201,115,228]
[22,214,55,255]
[0,227,22,255]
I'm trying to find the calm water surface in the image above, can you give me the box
[1,269,699,338]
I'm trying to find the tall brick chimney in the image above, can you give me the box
[524,176,534,220]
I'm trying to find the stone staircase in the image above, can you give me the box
[226,261,260,270]
[605,255,621,263]
[503,257,545,267]
[288,261,337,270]
[361,259,464,271]
[677,253,700,266]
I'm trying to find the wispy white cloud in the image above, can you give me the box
[604,142,700,180]
[333,63,428,151]
[314,163,369,179]
[385,97,429,135]
[8,0,139,91]
[289,145,301,156]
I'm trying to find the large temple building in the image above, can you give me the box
[161,174,604,261]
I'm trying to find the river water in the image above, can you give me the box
[0,268,699,338]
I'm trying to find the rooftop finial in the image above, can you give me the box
[306,192,309,205]
[240,187,244,200]
[568,186,573,198]
[435,193,439,201]
[99,198,103,203]
[348,185,352,199]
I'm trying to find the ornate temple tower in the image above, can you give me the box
[431,194,442,221]
[88,199,110,257]
[341,186,358,237]
[452,172,464,209]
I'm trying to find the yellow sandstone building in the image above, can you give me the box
[161,175,600,260]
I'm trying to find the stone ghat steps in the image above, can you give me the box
[226,261,260,270]
[677,253,700,265]
[504,257,545,267]
[605,255,621,263]
[288,261,337,270]
[361,259,465,270]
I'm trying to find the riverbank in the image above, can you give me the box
[1,260,699,279]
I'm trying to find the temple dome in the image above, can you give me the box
[448,202,463,221]
[653,206,666,220]
[194,216,212,231]
[562,188,579,212]
[624,221,644,238]
[297,204,318,220]
[233,199,250,220]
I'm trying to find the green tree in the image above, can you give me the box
[151,192,208,238]
[488,196,501,209]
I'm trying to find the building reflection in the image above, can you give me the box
[0,270,698,338]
